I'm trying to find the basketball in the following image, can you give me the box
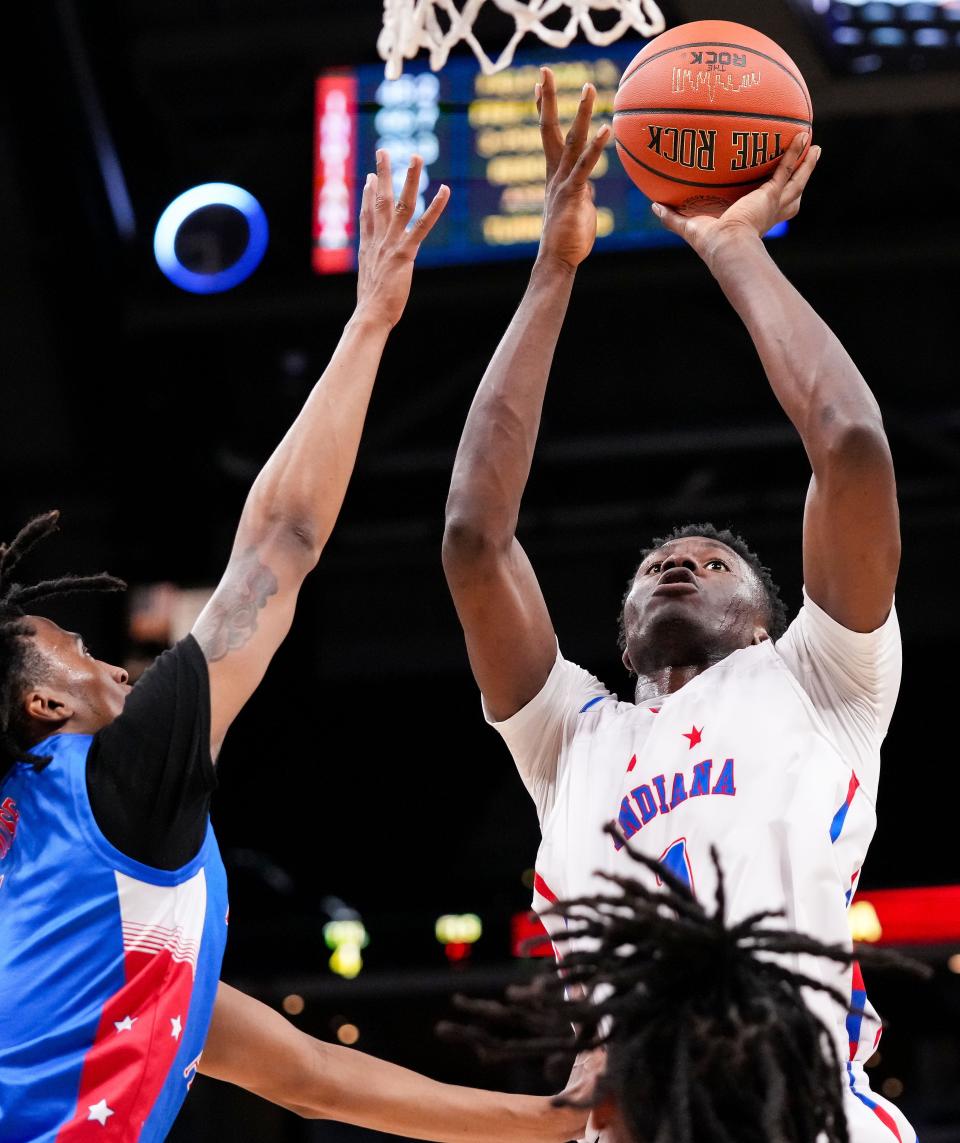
[613,20,813,216]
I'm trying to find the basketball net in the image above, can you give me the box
[378,0,666,78]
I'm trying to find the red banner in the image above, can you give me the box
[852,885,960,946]
[312,74,358,274]
[511,911,554,958]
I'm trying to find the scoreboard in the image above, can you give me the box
[312,42,733,274]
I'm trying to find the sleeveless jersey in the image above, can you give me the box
[0,733,228,1142]
[489,592,917,1143]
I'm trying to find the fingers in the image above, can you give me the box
[783,142,820,203]
[375,148,394,232]
[392,154,424,231]
[768,130,810,194]
[571,122,611,187]
[650,201,689,238]
[776,142,820,225]
[537,67,564,176]
[404,182,450,249]
[559,82,596,177]
[358,172,376,252]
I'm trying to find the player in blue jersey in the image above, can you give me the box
[0,155,585,1143]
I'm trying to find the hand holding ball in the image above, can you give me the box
[613,21,813,217]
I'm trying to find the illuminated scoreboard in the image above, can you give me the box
[313,43,685,273]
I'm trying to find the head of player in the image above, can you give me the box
[451,833,875,1143]
[618,523,788,684]
[0,510,128,781]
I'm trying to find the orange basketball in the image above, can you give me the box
[613,20,812,216]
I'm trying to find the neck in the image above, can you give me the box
[632,664,708,705]
[23,718,71,749]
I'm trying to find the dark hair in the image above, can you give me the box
[447,829,922,1143]
[0,511,125,782]
[617,522,789,653]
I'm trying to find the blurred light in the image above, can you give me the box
[851,886,960,944]
[435,914,482,945]
[881,1077,904,1099]
[850,53,884,71]
[154,182,268,294]
[913,26,949,44]
[436,913,482,964]
[521,868,536,889]
[324,918,369,979]
[947,953,960,973]
[282,994,305,1016]
[866,1050,882,1068]
[833,26,866,43]
[849,900,883,942]
[336,1023,361,1045]
[324,919,368,949]
[868,26,909,44]
[862,2,896,21]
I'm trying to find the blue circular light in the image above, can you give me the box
[153,182,268,294]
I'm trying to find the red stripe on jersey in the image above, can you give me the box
[845,771,860,808]
[533,872,558,904]
[868,1102,904,1141]
[55,948,196,1140]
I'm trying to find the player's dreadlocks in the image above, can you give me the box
[618,522,789,651]
[0,511,125,782]
[446,828,922,1143]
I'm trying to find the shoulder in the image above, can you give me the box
[484,646,614,734]
[775,589,901,694]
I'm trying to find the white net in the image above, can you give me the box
[378,0,666,78]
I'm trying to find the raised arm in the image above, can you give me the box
[656,137,899,632]
[199,983,584,1143]
[193,155,449,752]
[442,70,609,721]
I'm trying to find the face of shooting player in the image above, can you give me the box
[620,536,770,678]
[18,616,132,741]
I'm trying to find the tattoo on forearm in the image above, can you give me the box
[198,548,279,662]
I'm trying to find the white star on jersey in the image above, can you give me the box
[87,1099,114,1126]
[170,1014,182,1039]
[114,1015,137,1033]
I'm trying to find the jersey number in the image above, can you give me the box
[658,838,696,898]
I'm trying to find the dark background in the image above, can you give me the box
[3,0,959,1139]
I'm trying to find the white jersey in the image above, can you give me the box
[488,590,916,1143]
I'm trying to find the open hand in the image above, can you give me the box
[652,133,821,271]
[355,151,450,328]
[537,68,611,272]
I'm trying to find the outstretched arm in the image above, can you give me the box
[443,70,609,721]
[656,137,899,632]
[200,983,584,1143]
[193,155,449,752]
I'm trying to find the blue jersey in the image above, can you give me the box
[0,733,228,1142]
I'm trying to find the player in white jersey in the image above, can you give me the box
[450,839,906,1143]
[442,70,914,1143]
